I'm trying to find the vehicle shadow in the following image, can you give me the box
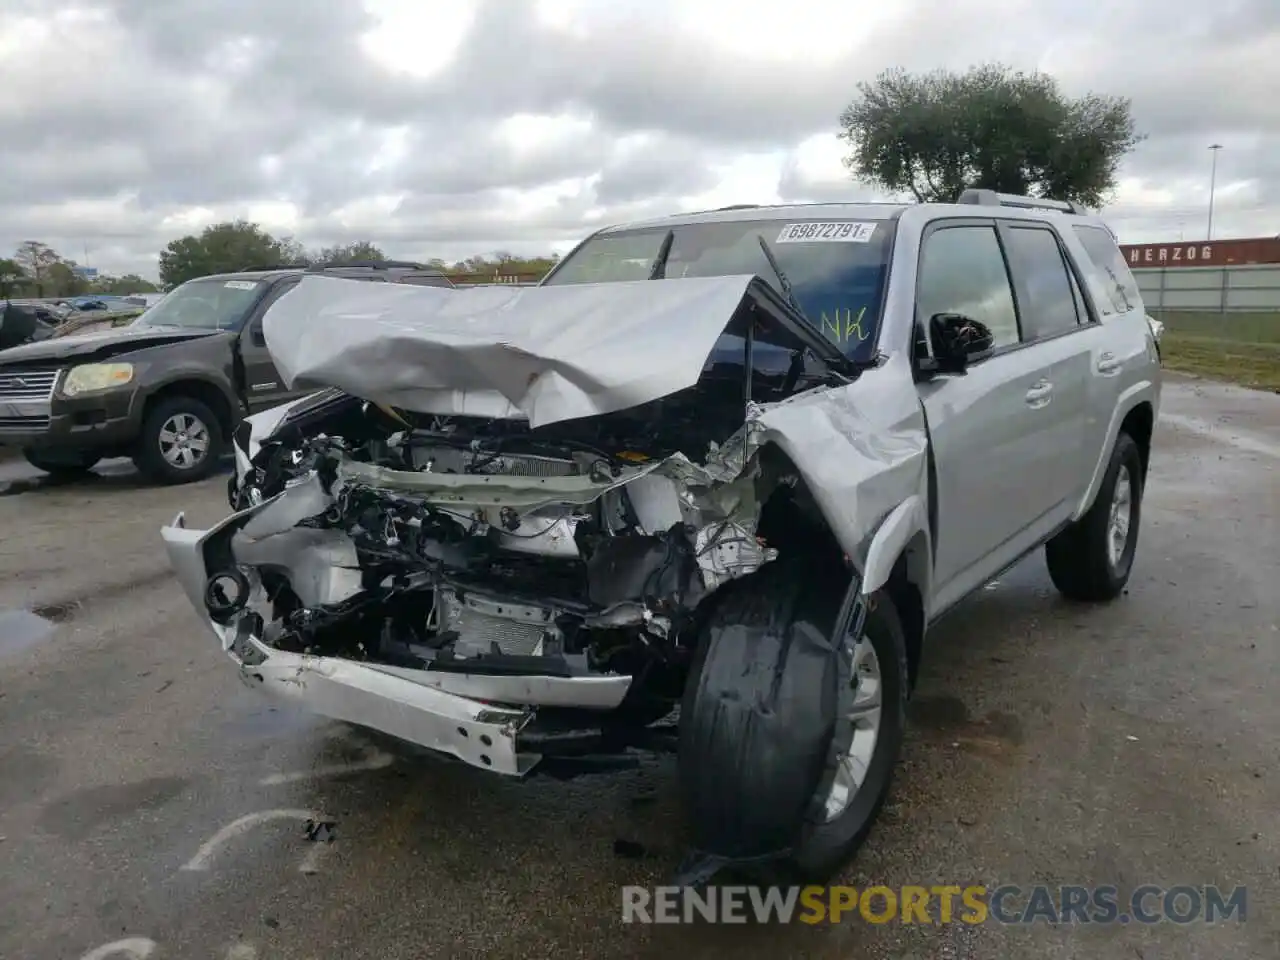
[0,455,232,498]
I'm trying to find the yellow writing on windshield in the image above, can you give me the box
[820,306,869,344]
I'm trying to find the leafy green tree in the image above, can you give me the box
[446,252,559,278]
[0,257,24,298]
[158,220,299,287]
[312,240,386,265]
[45,261,90,297]
[838,64,1144,207]
[12,240,63,296]
[92,274,160,295]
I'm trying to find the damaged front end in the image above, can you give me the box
[163,275,875,776]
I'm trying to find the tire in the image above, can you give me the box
[132,396,225,485]
[1045,431,1143,602]
[678,559,909,884]
[22,448,101,477]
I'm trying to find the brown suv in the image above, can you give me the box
[0,260,453,483]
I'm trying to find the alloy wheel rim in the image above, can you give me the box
[821,624,883,822]
[1107,465,1133,570]
[158,412,210,469]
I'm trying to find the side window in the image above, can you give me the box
[917,225,1020,349]
[1072,225,1140,314]
[247,279,299,335]
[1001,226,1080,339]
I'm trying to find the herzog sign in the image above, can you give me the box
[1123,243,1215,266]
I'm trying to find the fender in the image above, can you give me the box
[1073,378,1159,521]
[861,494,931,605]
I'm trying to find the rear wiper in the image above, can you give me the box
[756,234,809,322]
[647,230,675,280]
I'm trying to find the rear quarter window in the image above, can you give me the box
[1072,225,1141,314]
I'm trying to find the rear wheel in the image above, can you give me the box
[133,396,224,485]
[1045,431,1143,602]
[22,448,101,477]
[678,559,908,883]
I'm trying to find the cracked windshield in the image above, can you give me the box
[543,218,895,362]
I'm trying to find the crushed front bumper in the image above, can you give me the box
[160,509,635,776]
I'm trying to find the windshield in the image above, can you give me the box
[132,277,265,330]
[542,217,896,360]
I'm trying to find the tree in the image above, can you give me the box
[838,64,1144,208]
[158,220,299,288]
[312,240,386,265]
[13,241,62,296]
[45,261,90,298]
[92,274,160,295]
[444,252,559,278]
[0,257,23,299]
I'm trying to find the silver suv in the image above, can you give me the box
[161,191,1161,883]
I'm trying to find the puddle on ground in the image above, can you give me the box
[0,609,57,658]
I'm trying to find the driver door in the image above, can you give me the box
[239,277,303,412]
[914,220,1056,614]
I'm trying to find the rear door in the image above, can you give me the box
[995,219,1097,531]
[1069,223,1152,490]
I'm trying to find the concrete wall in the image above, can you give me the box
[1133,264,1280,313]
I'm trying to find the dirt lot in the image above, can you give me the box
[0,375,1276,960]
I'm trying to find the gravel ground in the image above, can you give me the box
[0,374,1276,960]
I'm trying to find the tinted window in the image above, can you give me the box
[543,218,895,361]
[1073,225,1140,314]
[917,226,1019,348]
[1003,226,1080,338]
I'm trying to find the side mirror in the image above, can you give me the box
[923,312,995,375]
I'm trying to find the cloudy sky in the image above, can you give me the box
[1,0,1277,279]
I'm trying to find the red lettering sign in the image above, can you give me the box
[1124,243,1218,266]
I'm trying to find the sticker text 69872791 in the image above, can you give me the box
[776,222,877,244]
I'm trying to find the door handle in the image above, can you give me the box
[1025,379,1053,408]
[1097,351,1121,375]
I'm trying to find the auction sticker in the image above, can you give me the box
[224,280,260,290]
[776,222,877,244]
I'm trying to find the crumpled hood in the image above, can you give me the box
[0,324,221,363]
[261,274,775,428]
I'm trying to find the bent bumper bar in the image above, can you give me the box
[160,510,633,776]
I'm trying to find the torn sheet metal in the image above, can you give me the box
[261,273,763,428]
[751,367,930,567]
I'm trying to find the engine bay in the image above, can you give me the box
[208,358,839,710]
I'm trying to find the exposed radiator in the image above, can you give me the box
[438,587,561,657]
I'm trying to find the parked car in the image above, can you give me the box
[0,301,59,350]
[160,193,1161,882]
[0,261,454,482]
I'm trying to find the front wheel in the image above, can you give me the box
[678,559,909,883]
[132,396,224,485]
[1045,431,1144,602]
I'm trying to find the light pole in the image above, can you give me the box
[1207,144,1223,240]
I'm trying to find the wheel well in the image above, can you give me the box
[753,444,926,691]
[1119,402,1154,482]
[142,380,236,441]
[886,536,927,691]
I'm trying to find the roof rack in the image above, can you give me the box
[957,188,1086,215]
[714,204,760,211]
[237,263,306,272]
[307,259,431,272]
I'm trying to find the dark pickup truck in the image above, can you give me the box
[0,261,454,483]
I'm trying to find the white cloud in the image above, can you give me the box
[0,0,1277,277]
